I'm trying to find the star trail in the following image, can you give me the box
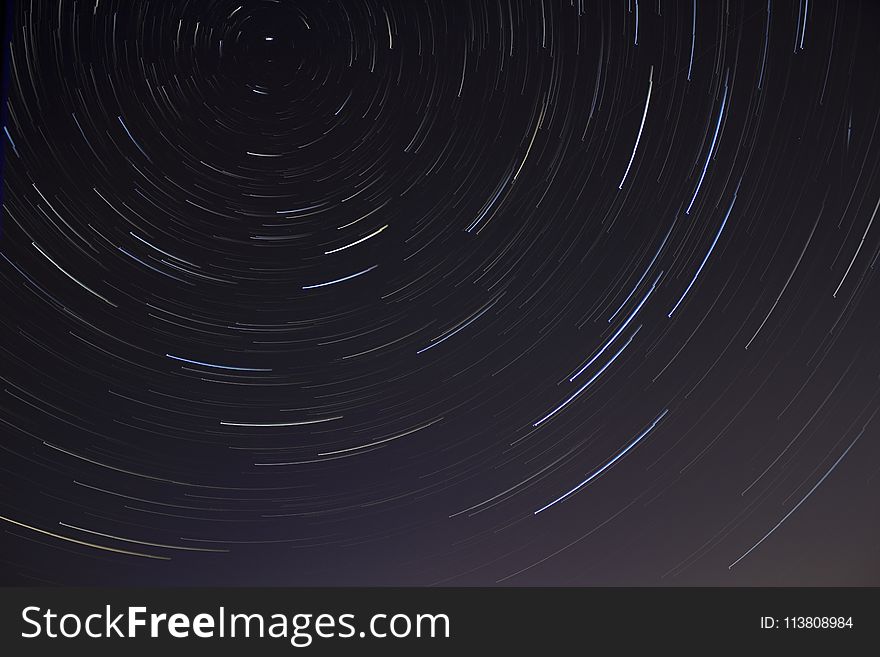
[1,0,879,586]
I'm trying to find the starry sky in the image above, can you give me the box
[1,0,879,586]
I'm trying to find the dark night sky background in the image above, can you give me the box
[1,0,879,586]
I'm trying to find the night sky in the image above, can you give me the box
[2,0,879,586]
